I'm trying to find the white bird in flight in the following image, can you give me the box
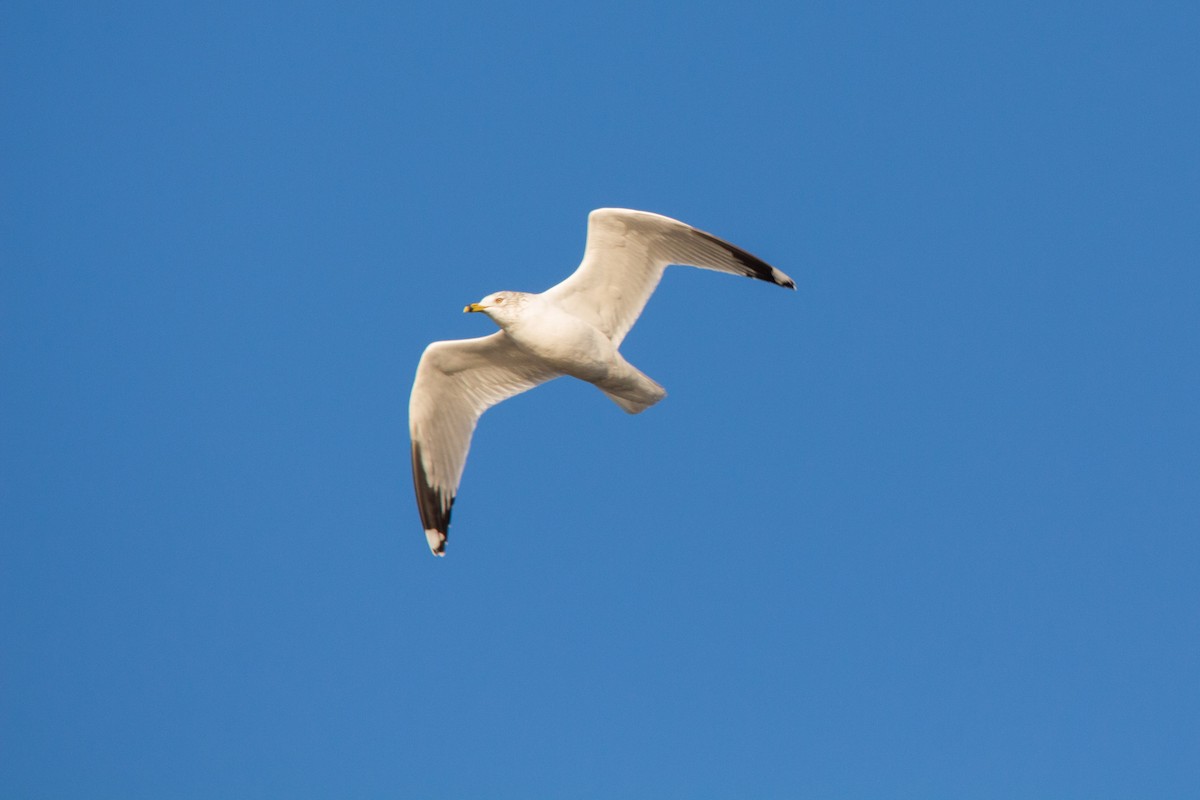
[409,208,795,555]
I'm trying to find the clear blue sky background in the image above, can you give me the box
[3,2,1198,797]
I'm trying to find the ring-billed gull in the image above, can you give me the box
[409,208,794,555]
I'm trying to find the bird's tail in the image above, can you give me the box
[596,361,667,415]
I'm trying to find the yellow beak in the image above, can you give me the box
[464,303,486,313]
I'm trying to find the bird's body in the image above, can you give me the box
[409,208,794,555]
[501,293,617,380]
[495,292,667,412]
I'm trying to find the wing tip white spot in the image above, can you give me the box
[426,529,446,556]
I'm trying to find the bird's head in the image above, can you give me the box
[464,291,531,326]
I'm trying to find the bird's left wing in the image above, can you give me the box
[409,333,560,555]
[543,209,795,347]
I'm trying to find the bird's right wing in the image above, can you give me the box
[543,208,795,346]
[409,333,560,555]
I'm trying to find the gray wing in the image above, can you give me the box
[409,333,560,555]
[542,208,795,346]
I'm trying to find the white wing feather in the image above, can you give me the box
[409,333,560,554]
[543,208,795,346]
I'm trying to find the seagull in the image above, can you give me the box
[409,208,795,555]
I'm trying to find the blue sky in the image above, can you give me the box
[3,1,1198,797]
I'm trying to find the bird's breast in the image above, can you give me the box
[506,306,616,381]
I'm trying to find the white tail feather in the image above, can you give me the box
[596,364,667,415]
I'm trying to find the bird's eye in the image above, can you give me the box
[494,295,506,304]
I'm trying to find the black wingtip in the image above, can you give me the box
[412,441,454,553]
[693,228,793,289]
